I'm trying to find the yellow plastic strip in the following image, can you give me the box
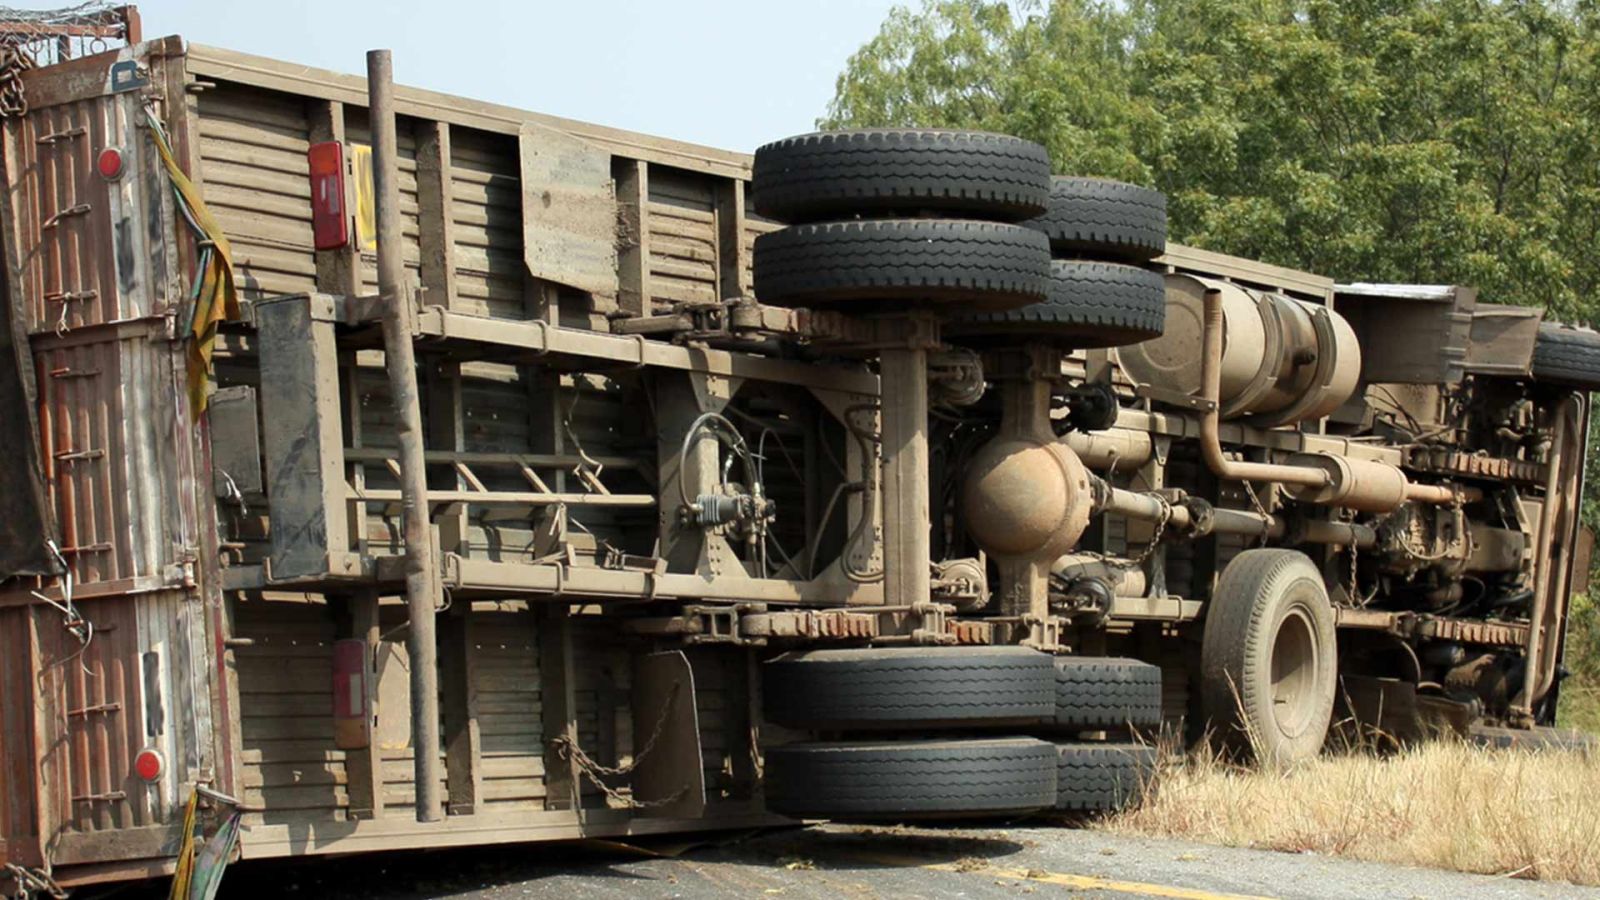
[147,112,239,416]
[166,789,200,900]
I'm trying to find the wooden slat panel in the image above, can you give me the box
[197,85,318,301]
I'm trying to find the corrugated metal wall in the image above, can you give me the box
[21,590,205,835]
[32,325,187,588]
[4,89,169,332]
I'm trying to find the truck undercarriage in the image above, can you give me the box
[0,11,1593,892]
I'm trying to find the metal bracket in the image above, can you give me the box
[1135,383,1218,412]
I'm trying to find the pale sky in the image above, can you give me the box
[64,0,905,152]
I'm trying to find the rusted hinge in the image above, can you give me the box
[41,203,92,229]
[35,126,85,144]
[57,543,112,555]
[71,791,127,803]
[54,448,105,463]
[44,289,98,304]
[67,701,122,717]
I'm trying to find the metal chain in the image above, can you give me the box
[1242,481,1273,547]
[1344,539,1377,608]
[1128,496,1174,568]
[0,45,32,118]
[4,863,67,900]
[550,680,688,810]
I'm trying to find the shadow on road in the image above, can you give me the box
[81,824,1030,899]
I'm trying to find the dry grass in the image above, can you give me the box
[1098,740,1600,886]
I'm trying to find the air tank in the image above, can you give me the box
[1118,274,1361,427]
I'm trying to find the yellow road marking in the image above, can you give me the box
[850,852,1277,900]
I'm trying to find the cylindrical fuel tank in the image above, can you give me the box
[1118,274,1361,427]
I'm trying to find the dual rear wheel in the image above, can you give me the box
[762,647,1163,820]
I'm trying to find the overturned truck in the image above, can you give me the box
[1,12,1595,892]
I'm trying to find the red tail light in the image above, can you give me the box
[332,637,371,750]
[134,747,164,782]
[97,147,124,180]
[308,141,349,251]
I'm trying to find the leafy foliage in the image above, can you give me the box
[825,0,1600,320]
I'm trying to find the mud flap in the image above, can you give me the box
[631,651,706,818]
[1339,674,1474,745]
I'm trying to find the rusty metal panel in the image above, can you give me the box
[1464,302,1541,376]
[4,65,170,334]
[27,589,206,838]
[518,123,617,300]
[32,322,186,589]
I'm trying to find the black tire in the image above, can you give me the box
[752,219,1050,310]
[1052,657,1164,730]
[1530,324,1600,390]
[946,260,1166,349]
[762,646,1054,730]
[752,130,1052,224]
[1201,549,1337,766]
[764,738,1057,820]
[1054,743,1159,811]
[1026,176,1167,262]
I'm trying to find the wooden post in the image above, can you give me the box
[440,601,480,815]
[615,159,651,317]
[538,605,580,811]
[415,120,458,311]
[714,179,748,300]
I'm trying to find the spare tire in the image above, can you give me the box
[765,738,1057,820]
[1051,657,1164,730]
[1530,323,1600,390]
[763,646,1054,730]
[946,260,1166,349]
[1054,742,1159,811]
[752,130,1052,224]
[1026,176,1167,262]
[752,219,1050,310]
[1202,549,1337,766]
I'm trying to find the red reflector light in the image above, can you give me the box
[308,141,349,251]
[97,147,123,180]
[134,747,164,783]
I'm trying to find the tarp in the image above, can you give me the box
[0,251,57,578]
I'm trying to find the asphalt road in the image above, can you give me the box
[168,822,1600,900]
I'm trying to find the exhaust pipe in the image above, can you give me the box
[1199,287,1478,508]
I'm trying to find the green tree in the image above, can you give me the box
[824,0,1600,321]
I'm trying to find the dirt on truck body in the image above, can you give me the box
[1,7,1595,894]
